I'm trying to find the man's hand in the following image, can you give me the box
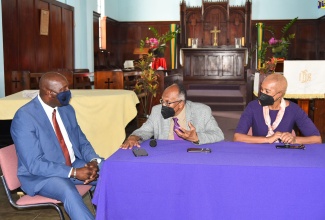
[120,135,141,149]
[174,122,199,142]
[72,161,99,184]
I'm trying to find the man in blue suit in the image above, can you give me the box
[10,72,102,220]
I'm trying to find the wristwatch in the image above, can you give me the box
[91,158,102,164]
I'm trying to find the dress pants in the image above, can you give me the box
[37,158,100,220]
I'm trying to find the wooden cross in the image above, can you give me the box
[105,78,114,89]
[12,77,20,88]
[210,26,221,46]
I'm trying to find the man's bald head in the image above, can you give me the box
[39,72,69,107]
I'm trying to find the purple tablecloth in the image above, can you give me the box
[92,140,325,220]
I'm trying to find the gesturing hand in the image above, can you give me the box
[174,122,199,142]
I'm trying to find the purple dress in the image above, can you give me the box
[235,100,320,136]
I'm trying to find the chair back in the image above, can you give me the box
[0,144,21,190]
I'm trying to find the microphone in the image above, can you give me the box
[149,139,157,147]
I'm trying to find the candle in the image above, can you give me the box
[188,38,192,47]
[241,37,245,46]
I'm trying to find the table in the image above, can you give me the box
[0,90,139,158]
[92,140,325,220]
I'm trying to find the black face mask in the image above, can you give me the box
[161,106,175,119]
[258,92,275,106]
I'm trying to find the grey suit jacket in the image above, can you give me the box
[131,100,224,144]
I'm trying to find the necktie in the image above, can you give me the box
[52,109,72,166]
[172,117,182,140]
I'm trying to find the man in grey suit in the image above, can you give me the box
[121,83,224,149]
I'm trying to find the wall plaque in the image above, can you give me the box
[40,9,49,36]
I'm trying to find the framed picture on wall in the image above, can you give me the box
[40,9,49,36]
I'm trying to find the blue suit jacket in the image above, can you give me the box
[10,97,100,196]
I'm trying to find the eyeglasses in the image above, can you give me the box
[159,99,182,107]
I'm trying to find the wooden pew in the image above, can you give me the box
[94,70,124,89]
[73,69,93,89]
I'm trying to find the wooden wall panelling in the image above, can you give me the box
[101,17,120,67]
[93,11,100,56]
[294,21,317,60]
[229,8,245,45]
[37,1,51,71]
[2,0,74,96]
[203,4,228,46]
[61,7,74,69]
[116,22,179,70]
[50,4,63,69]
[317,18,325,59]
[1,0,19,95]
[249,19,322,70]
[19,0,36,72]
[118,23,138,64]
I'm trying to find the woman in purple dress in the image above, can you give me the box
[234,73,322,144]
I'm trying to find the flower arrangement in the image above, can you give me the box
[140,26,180,57]
[258,17,298,73]
[258,57,278,75]
[134,26,180,116]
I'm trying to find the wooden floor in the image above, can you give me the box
[0,112,241,219]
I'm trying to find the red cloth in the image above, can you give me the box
[152,58,167,70]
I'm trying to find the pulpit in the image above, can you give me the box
[94,70,124,89]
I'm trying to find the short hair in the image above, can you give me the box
[173,83,187,100]
[264,73,288,93]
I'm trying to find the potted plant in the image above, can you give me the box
[133,27,180,127]
[134,53,159,121]
[257,17,298,74]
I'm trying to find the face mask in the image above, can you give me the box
[56,90,71,106]
[258,92,274,106]
[161,106,175,119]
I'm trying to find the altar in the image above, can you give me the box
[181,47,248,83]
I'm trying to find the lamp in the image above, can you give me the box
[133,48,149,58]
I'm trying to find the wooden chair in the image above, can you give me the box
[123,71,142,90]
[73,73,93,89]
[29,73,43,89]
[0,144,93,220]
[56,69,74,89]
[10,70,30,94]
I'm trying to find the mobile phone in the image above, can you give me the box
[276,144,305,150]
[187,148,211,153]
[132,148,149,157]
